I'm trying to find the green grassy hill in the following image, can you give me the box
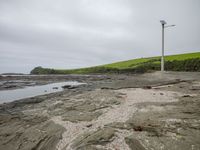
[31,52,200,74]
[103,52,200,69]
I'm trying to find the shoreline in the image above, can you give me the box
[0,71,200,150]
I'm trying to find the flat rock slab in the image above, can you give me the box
[71,127,115,149]
[0,118,65,150]
[125,136,146,150]
[62,110,102,122]
[190,85,200,90]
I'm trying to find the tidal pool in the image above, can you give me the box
[0,81,85,103]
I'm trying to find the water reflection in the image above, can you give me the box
[0,81,85,103]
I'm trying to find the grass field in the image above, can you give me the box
[31,52,200,74]
[103,52,200,69]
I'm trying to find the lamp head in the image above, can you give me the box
[160,20,167,25]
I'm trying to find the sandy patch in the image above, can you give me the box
[51,116,89,150]
[52,88,182,150]
[105,130,133,150]
[119,88,181,104]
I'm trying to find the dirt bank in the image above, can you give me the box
[0,71,200,150]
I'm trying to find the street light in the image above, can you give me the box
[160,20,175,71]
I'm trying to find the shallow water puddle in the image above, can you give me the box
[0,81,85,103]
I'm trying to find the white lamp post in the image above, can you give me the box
[160,20,175,71]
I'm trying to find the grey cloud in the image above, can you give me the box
[0,0,200,73]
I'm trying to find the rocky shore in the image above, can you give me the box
[0,71,200,150]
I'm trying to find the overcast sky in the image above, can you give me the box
[0,0,200,73]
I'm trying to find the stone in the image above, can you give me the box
[125,136,146,150]
[190,86,200,90]
[62,110,102,122]
[142,86,152,89]
[62,85,78,89]
[52,87,58,89]
[0,114,65,150]
[71,127,115,149]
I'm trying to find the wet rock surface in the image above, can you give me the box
[0,71,200,150]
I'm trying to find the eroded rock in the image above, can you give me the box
[0,114,65,150]
[62,110,102,122]
[71,127,115,149]
[125,136,146,150]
